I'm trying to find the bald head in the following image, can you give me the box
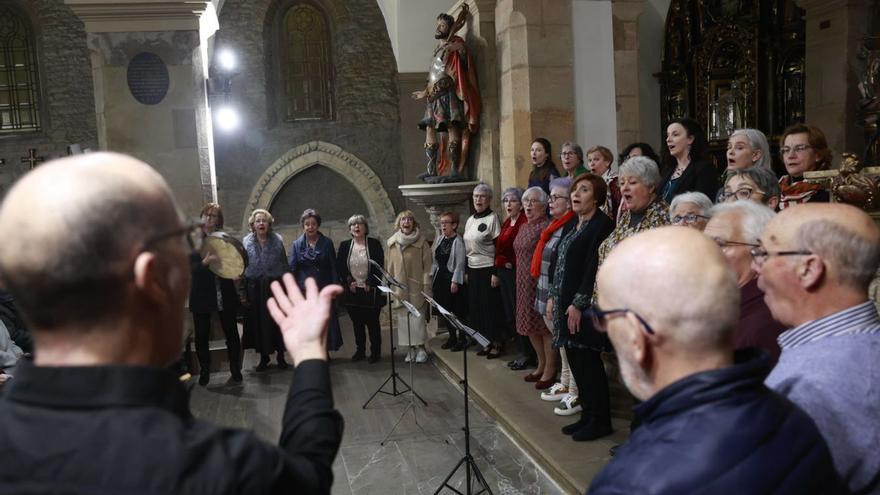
[0,152,181,329]
[766,203,880,291]
[598,226,740,351]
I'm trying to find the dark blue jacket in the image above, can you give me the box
[588,349,844,495]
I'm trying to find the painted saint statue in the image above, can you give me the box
[412,6,481,183]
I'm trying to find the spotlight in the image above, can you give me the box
[217,49,236,72]
[215,106,239,132]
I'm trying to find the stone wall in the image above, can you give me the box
[213,0,403,233]
[0,0,97,197]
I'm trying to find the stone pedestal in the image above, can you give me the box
[64,0,218,216]
[399,181,478,236]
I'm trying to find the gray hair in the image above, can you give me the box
[522,186,548,204]
[560,141,584,164]
[709,201,776,244]
[348,213,369,235]
[723,166,781,203]
[619,155,662,189]
[501,187,523,202]
[730,129,772,169]
[473,183,493,197]
[669,192,714,221]
[796,220,880,291]
[548,177,572,195]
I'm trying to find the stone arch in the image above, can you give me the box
[243,140,397,240]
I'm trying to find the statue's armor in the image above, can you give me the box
[427,54,454,100]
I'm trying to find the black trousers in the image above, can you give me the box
[567,347,611,427]
[496,266,516,340]
[193,309,241,374]
[347,306,382,356]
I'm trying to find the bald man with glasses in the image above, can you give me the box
[0,153,344,494]
[586,227,840,494]
[756,203,880,495]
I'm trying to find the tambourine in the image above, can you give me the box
[203,232,248,279]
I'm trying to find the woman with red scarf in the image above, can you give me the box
[529,177,575,390]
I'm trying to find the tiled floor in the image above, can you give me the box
[189,318,564,495]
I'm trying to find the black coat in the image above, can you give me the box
[336,237,385,309]
[189,259,239,314]
[660,158,719,202]
[552,212,614,350]
[588,349,844,495]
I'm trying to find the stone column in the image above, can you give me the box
[795,0,870,158]
[64,0,218,216]
[496,0,575,188]
[399,182,478,240]
[612,0,644,150]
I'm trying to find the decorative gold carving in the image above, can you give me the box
[804,154,880,211]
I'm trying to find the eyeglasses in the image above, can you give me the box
[549,194,569,202]
[502,197,520,203]
[720,188,765,202]
[143,221,205,255]
[780,144,812,156]
[671,213,710,225]
[749,246,813,265]
[560,151,577,156]
[585,305,655,335]
[522,197,542,204]
[712,238,760,249]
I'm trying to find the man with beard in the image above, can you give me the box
[586,227,841,494]
[412,9,480,183]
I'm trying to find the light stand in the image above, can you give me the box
[380,297,429,445]
[362,263,427,409]
[425,294,493,495]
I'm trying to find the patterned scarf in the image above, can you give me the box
[778,175,824,209]
[530,210,575,278]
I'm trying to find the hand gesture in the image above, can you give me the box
[268,274,343,365]
[411,89,427,100]
[450,282,459,294]
[566,305,581,334]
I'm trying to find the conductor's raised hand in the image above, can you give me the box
[268,274,343,366]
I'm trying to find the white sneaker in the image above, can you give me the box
[554,394,582,416]
[415,347,428,363]
[540,383,569,402]
[404,347,414,363]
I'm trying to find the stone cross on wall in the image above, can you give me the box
[21,148,44,170]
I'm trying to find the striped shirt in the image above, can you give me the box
[777,301,880,349]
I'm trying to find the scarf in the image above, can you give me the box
[778,175,824,209]
[530,210,575,278]
[389,227,421,249]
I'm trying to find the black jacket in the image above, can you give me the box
[336,237,385,309]
[552,212,614,350]
[660,158,719,202]
[189,260,239,314]
[588,349,844,495]
[0,360,344,494]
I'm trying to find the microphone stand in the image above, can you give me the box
[425,294,493,495]
[362,263,427,409]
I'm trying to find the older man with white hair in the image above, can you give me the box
[587,227,840,494]
[704,201,786,363]
[757,203,880,494]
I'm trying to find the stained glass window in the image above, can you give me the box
[282,4,332,120]
[0,6,41,133]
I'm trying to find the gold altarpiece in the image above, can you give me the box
[659,0,806,170]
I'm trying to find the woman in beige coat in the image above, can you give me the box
[386,210,433,363]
